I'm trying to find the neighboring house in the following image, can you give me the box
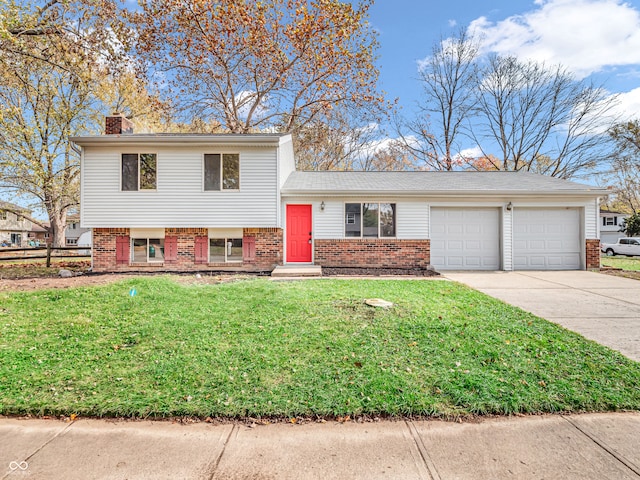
[0,201,32,247]
[28,222,51,246]
[71,115,607,273]
[65,216,91,246]
[599,209,629,244]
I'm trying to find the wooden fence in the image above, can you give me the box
[0,246,91,267]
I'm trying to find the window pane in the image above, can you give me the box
[363,203,379,237]
[122,154,138,191]
[228,238,243,262]
[148,238,164,261]
[210,238,225,262]
[345,203,361,237]
[223,154,240,190]
[140,154,157,190]
[204,154,221,191]
[380,203,396,237]
[133,238,147,262]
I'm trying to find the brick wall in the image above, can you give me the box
[93,228,130,271]
[314,239,430,269]
[586,238,601,269]
[92,227,283,272]
[243,228,283,270]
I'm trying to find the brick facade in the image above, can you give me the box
[314,239,430,270]
[585,238,601,270]
[92,227,283,272]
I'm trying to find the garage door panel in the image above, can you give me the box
[513,208,581,270]
[431,207,500,271]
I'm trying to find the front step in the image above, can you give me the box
[271,265,322,278]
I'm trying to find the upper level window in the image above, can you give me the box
[0,210,6,221]
[345,203,396,238]
[122,153,157,191]
[204,154,240,191]
[603,216,617,226]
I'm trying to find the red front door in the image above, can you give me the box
[286,204,312,262]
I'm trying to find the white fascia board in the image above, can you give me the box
[70,135,284,148]
[280,189,609,198]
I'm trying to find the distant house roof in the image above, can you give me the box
[281,171,608,197]
[0,201,31,214]
[600,209,630,215]
[70,133,291,147]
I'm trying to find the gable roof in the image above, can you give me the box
[281,171,607,197]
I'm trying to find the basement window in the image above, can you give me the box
[210,238,243,263]
[132,238,165,263]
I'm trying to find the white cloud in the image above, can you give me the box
[448,19,457,27]
[469,0,640,79]
[454,146,483,160]
[611,87,640,121]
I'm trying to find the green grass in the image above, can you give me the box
[601,256,640,271]
[1,277,639,419]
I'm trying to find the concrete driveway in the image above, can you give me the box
[444,271,640,362]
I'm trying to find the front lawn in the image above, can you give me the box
[601,256,640,272]
[1,277,639,419]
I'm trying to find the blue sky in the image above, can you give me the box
[368,0,640,120]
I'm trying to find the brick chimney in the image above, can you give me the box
[105,113,134,135]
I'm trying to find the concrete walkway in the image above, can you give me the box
[445,271,640,362]
[1,413,640,479]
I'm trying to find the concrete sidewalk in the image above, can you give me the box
[445,271,640,362]
[1,413,640,479]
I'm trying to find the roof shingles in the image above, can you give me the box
[281,171,606,195]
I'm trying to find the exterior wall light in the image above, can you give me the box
[506,202,513,211]
[320,201,325,211]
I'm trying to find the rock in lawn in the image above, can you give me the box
[364,298,393,308]
[59,269,74,278]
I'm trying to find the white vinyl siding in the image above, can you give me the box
[513,208,581,270]
[502,207,513,271]
[284,199,429,240]
[584,199,598,239]
[82,146,279,228]
[397,202,429,239]
[430,207,501,271]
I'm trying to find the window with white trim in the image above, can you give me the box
[66,238,78,245]
[132,238,165,263]
[204,154,240,191]
[209,238,243,262]
[345,203,396,238]
[122,153,157,191]
[603,216,617,226]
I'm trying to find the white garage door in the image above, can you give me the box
[430,208,501,270]
[513,208,581,270]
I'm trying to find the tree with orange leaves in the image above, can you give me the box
[131,0,386,139]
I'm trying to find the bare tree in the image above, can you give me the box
[606,120,640,213]
[472,55,618,178]
[293,102,392,171]
[397,28,480,170]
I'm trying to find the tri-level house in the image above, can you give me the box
[72,115,607,273]
[0,201,32,247]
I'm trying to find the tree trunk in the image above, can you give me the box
[47,206,68,248]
